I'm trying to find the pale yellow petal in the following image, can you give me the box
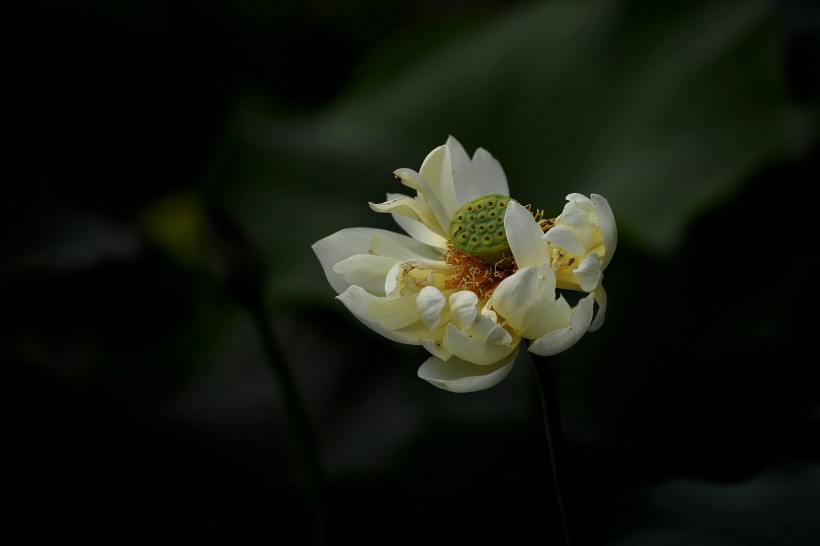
[417,348,518,393]
[336,286,422,345]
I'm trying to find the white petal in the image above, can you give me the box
[445,135,480,207]
[332,254,398,296]
[505,201,549,268]
[420,143,459,218]
[417,286,447,330]
[369,193,440,236]
[588,286,607,332]
[486,267,541,331]
[472,147,509,198]
[393,167,450,233]
[336,286,422,345]
[443,324,518,365]
[528,295,594,356]
[417,348,518,393]
[591,194,617,269]
[313,227,391,295]
[469,314,513,346]
[448,290,479,329]
[368,232,442,261]
[519,295,571,340]
[574,253,602,292]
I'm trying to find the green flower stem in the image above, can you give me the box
[530,351,572,546]
[247,299,326,546]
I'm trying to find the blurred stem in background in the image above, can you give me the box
[530,350,572,546]
[206,207,326,546]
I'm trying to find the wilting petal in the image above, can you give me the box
[332,254,398,296]
[591,193,617,269]
[443,323,517,365]
[337,286,422,345]
[505,201,550,268]
[417,348,518,393]
[367,293,423,330]
[528,295,595,356]
[417,286,448,330]
[574,253,603,292]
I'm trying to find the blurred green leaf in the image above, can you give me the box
[208,0,799,301]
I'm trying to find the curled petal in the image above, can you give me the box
[527,295,595,356]
[417,348,518,393]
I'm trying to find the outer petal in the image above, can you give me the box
[505,202,549,268]
[417,348,518,393]
[528,295,595,356]
[591,194,617,269]
[313,227,441,294]
[443,323,518,365]
[336,286,422,345]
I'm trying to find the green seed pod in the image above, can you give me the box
[448,194,512,263]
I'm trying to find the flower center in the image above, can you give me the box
[448,194,512,264]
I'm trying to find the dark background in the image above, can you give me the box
[6,0,820,544]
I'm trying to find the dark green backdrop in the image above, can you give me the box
[6,0,819,544]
